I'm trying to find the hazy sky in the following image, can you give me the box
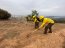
[0,0,65,16]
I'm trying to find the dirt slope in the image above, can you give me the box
[0,20,65,48]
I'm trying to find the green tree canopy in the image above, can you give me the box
[32,10,39,17]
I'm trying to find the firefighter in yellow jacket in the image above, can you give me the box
[32,16,40,29]
[35,16,54,34]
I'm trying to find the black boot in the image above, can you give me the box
[48,31,52,33]
[48,29,52,33]
[44,31,47,34]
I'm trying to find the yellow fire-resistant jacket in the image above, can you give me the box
[39,18,54,28]
[33,18,39,23]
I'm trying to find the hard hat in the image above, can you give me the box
[32,16,36,19]
[39,16,44,20]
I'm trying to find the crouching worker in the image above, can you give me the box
[32,16,40,29]
[34,16,54,34]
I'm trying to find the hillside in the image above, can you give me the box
[45,16,65,23]
[0,20,65,48]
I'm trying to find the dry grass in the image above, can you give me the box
[0,20,65,48]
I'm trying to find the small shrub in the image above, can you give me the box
[0,8,11,20]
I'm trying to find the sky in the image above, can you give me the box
[0,0,65,16]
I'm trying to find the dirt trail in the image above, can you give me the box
[0,20,65,48]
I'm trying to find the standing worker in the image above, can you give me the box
[34,16,54,34]
[32,16,40,29]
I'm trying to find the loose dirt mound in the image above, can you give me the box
[0,20,65,48]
